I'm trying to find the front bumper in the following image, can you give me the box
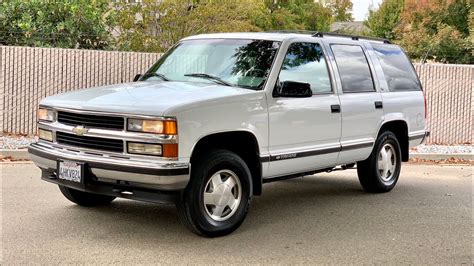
[28,142,190,192]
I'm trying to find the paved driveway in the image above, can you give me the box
[1,162,472,264]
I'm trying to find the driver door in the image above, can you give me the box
[266,41,342,178]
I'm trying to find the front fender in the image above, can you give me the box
[171,92,269,161]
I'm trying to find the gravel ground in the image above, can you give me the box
[0,135,472,154]
[0,135,36,149]
[411,144,473,154]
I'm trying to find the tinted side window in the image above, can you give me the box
[372,44,421,91]
[279,42,331,94]
[331,44,375,93]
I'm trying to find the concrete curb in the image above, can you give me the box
[409,153,472,161]
[1,149,472,161]
[1,149,30,160]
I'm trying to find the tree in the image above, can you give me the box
[269,7,305,30]
[301,2,334,31]
[469,7,474,44]
[431,25,472,64]
[330,0,354,22]
[364,0,404,40]
[264,0,333,31]
[0,0,114,49]
[115,0,268,52]
[396,0,473,63]
[442,0,470,37]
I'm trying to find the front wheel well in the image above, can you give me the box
[377,121,409,162]
[190,131,262,195]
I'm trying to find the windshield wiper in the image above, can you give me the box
[142,72,170,81]
[184,73,232,87]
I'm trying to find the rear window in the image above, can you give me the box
[331,44,375,93]
[372,44,421,91]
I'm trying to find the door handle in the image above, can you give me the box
[375,101,383,109]
[330,104,341,113]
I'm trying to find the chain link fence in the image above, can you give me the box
[1,46,472,144]
[414,64,473,144]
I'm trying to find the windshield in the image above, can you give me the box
[142,39,281,90]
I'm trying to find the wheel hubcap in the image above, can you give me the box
[377,143,397,182]
[203,170,242,222]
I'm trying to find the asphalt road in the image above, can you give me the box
[1,162,472,264]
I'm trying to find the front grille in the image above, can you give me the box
[57,111,124,130]
[56,132,124,153]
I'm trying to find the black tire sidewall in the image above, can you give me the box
[371,131,402,189]
[186,150,252,236]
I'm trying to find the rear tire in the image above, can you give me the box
[58,185,116,206]
[177,149,252,237]
[357,131,402,193]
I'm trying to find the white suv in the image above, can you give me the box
[29,32,428,237]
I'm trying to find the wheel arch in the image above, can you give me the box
[190,130,263,195]
[376,119,409,162]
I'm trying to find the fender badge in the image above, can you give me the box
[72,125,88,136]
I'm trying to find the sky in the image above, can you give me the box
[351,0,383,21]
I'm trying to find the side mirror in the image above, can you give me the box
[274,81,312,98]
[133,74,143,82]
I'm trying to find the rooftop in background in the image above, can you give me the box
[330,21,368,34]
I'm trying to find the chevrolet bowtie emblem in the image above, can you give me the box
[72,125,88,136]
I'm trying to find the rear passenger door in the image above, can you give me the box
[326,42,384,164]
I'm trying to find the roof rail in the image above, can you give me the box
[267,30,320,35]
[312,32,391,44]
[265,30,391,44]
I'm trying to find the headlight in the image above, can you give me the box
[127,142,162,156]
[38,129,53,142]
[38,108,54,122]
[127,119,177,134]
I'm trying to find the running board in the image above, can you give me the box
[262,164,357,184]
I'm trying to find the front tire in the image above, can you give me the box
[177,149,252,237]
[58,185,116,206]
[357,131,402,193]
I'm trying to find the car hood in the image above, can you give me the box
[41,81,257,116]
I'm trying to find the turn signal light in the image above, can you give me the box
[162,144,178,158]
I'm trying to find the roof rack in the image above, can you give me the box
[267,30,320,35]
[265,30,392,44]
[311,32,391,44]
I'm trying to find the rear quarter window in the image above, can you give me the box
[372,44,421,91]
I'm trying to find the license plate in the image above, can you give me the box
[58,160,83,183]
